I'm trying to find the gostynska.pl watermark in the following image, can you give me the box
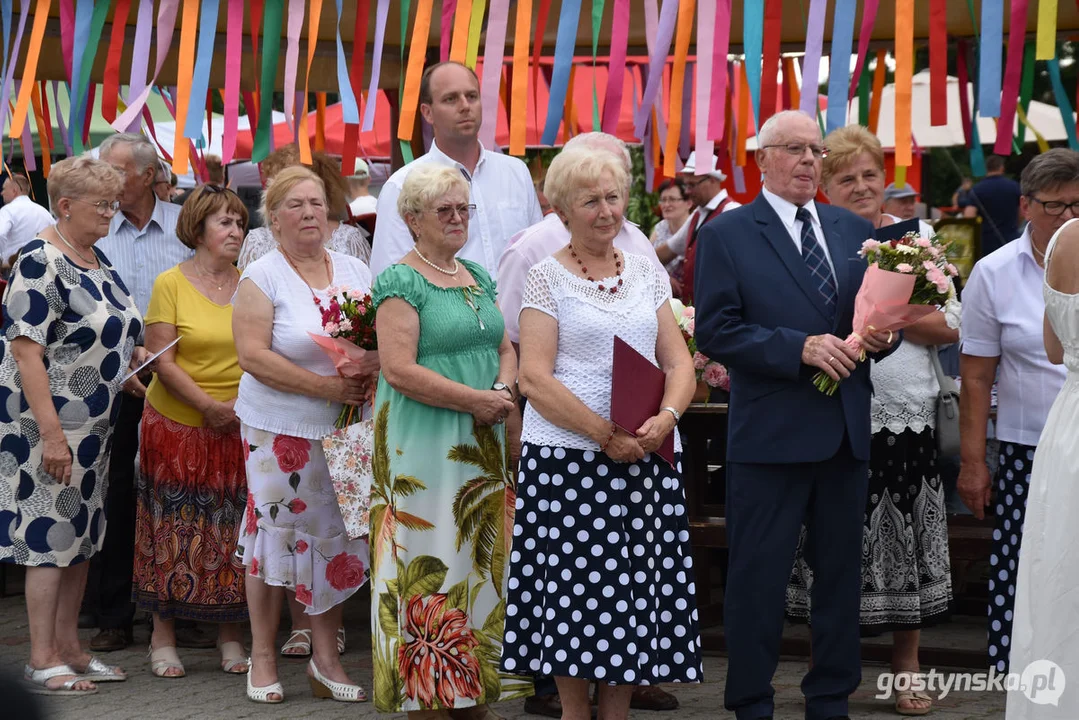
[876,660,1066,705]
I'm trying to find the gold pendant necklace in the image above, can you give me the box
[54,224,96,266]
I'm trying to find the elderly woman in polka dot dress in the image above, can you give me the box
[0,156,146,695]
[500,146,701,718]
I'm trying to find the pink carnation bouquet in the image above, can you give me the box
[813,231,959,395]
[671,299,730,392]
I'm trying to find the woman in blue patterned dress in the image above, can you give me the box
[0,156,145,695]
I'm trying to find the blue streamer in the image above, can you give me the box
[184,0,221,140]
[1047,59,1079,151]
[742,0,763,133]
[826,0,857,133]
[978,0,1003,117]
[541,0,584,146]
[335,0,358,124]
[68,0,93,137]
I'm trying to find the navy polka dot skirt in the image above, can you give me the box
[988,441,1034,673]
[499,443,703,686]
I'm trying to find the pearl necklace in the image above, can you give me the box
[413,247,459,275]
[54,224,96,267]
[569,244,623,293]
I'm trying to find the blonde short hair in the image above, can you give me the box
[821,125,885,188]
[47,155,124,212]
[260,166,326,231]
[543,147,629,215]
[259,144,350,220]
[176,185,250,249]
[397,165,470,221]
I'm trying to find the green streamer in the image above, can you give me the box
[591,0,605,131]
[857,58,871,127]
[1017,39,1035,146]
[252,0,285,163]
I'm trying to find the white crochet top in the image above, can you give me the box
[519,252,682,453]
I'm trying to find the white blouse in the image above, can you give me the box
[237,223,371,272]
[519,252,682,453]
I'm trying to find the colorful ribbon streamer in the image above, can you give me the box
[978,0,1003,117]
[825,0,856,133]
[341,0,368,174]
[693,0,715,164]
[252,0,284,162]
[0,0,28,132]
[894,0,913,167]
[1047,58,1079,151]
[450,0,471,64]
[868,49,886,134]
[10,0,50,137]
[102,0,133,123]
[283,0,305,132]
[0,0,10,93]
[397,0,434,142]
[478,0,510,149]
[928,0,947,126]
[172,0,200,173]
[440,0,456,61]
[1017,39,1035,145]
[956,40,973,149]
[847,0,880,102]
[509,0,532,155]
[184,0,220,140]
[296,0,324,165]
[707,0,731,141]
[799,0,826,117]
[759,0,781,125]
[222,0,243,163]
[67,0,91,141]
[992,0,1029,155]
[334,0,359,125]
[1036,0,1059,60]
[1015,104,1050,153]
[600,0,630,134]
[634,0,677,138]
[541,0,583,146]
[126,0,154,130]
[742,0,763,131]
[112,0,180,132]
[589,0,605,131]
[362,0,390,132]
[465,0,486,70]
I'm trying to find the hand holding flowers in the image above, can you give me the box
[308,285,380,427]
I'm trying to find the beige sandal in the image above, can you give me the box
[894,671,932,716]
[148,645,186,678]
[280,628,312,657]
[337,626,346,654]
[218,640,249,674]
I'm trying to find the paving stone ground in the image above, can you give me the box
[0,578,1009,720]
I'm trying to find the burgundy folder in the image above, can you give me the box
[610,336,676,467]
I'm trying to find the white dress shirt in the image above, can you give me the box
[496,214,667,343]
[960,226,1067,446]
[760,186,836,278]
[348,194,377,217]
[369,141,543,281]
[95,198,191,318]
[693,188,741,231]
[0,195,54,262]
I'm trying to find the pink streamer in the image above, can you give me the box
[708,0,731,140]
[362,0,390,132]
[222,0,243,163]
[60,0,74,83]
[634,0,678,138]
[694,0,716,164]
[283,0,305,133]
[847,0,880,100]
[799,0,827,116]
[52,81,72,155]
[478,0,510,149]
[112,0,181,132]
[601,0,631,134]
[440,0,456,62]
[128,0,154,112]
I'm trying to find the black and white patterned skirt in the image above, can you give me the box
[499,444,703,686]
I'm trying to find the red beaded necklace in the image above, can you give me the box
[569,244,623,294]
[280,246,333,308]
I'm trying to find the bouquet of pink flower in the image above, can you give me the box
[670,299,730,391]
[813,231,959,395]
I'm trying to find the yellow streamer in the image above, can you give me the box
[1016,104,1050,153]
[894,165,907,188]
[465,0,487,70]
[1036,0,1059,60]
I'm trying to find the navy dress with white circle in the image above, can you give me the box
[0,239,143,567]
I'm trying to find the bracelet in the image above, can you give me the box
[660,406,681,423]
[599,423,618,452]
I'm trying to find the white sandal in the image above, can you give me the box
[23,664,98,696]
[148,645,185,678]
[218,640,249,674]
[337,626,346,654]
[308,658,367,702]
[71,655,127,682]
[247,665,285,704]
[280,628,312,657]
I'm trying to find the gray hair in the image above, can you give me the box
[397,165,470,222]
[1020,148,1079,197]
[563,132,632,174]
[757,110,820,149]
[155,159,171,183]
[99,133,160,173]
[543,146,629,216]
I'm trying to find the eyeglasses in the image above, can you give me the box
[431,203,477,223]
[658,195,688,204]
[1028,196,1079,217]
[682,177,709,189]
[72,198,121,215]
[762,143,829,159]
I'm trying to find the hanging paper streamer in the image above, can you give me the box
[530,0,552,131]
[1,0,10,92]
[112,0,181,132]
[978,0,1003,117]
[296,0,324,165]
[478,0,510,149]
[1036,0,1058,60]
[540,0,583,146]
[927,0,947,126]
[51,82,72,155]
[848,0,880,101]
[868,49,886,134]
[171,0,200,174]
[252,0,285,162]
[785,56,801,111]
[332,0,359,126]
[362,0,390,131]
[735,63,748,167]
[341,0,367,174]
[509,0,532,155]
[0,0,28,132]
[102,0,132,123]
[825,0,856,133]
[11,0,50,137]
[1015,104,1050,153]
[283,0,305,132]
[856,61,870,126]
[127,0,154,118]
[315,93,327,151]
[992,0,1028,155]
[759,0,781,125]
[692,0,715,163]
[440,0,456,61]
[465,0,487,70]
[799,0,826,117]
[589,0,606,131]
[184,0,220,140]
[450,0,472,64]
[30,82,49,176]
[71,0,109,153]
[59,0,74,83]
[1017,40,1035,145]
[600,0,630,134]
[1047,59,1079,151]
[707,0,730,141]
[742,0,763,131]
[894,0,913,167]
[955,40,973,148]
[66,0,90,137]
[397,0,434,142]
[634,0,677,138]
[222,0,243,163]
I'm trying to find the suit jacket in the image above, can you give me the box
[694,193,895,464]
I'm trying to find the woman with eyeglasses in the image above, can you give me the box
[132,184,251,679]
[0,156,146,695]
[368,164,523,717]
[649,178,693,279]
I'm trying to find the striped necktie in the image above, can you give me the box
[795,206,837,311]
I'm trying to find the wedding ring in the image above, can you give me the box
[829,356,837,364]
[886,330,894,343]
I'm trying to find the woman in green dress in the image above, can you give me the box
[370,164,529,718]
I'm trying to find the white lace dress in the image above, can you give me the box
[1006,220,1079,719]
[787,299,961,631]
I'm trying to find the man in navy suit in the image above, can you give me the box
[694,110,899,720]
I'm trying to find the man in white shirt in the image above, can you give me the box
[87,133,192,654]
[0,174,54,272]
[347,160,378,217]
[370,62,542,281]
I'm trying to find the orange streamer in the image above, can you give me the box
[31,84,50,177]
[736,64,749,167]
[12,0,52,137]
[172,0,200,175]
[509,0,532,155]
[894,0,913,167]
[785,57,801,110]
[315,92,327,152]
[450,0,473,64]
[662,0,695,177]
[298,0,324,165]
[563,64,578,139]
[398,0,435,141]
[868,49,887,134]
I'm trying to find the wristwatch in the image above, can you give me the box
[493,381,514,401]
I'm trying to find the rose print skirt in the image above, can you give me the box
[237,424,370,615]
